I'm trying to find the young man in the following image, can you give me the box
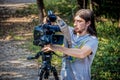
[42,9,98,80]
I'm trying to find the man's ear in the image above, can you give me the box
[86,21,91,27]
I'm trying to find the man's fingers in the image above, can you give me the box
[41,47,53,52]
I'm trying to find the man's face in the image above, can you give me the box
[73,16,88,34]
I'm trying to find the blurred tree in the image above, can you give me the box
[77,0,93,11]
[89,0,93,10]
[76,0,120,27]
[93,0,120,27]
[77,0,88,9]
[36,0,46,23]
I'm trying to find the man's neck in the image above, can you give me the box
[77,31,88,36]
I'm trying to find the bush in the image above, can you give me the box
[91,21,120,80]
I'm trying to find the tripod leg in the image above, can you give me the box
[52,66,59,80]
[44,70,49,79]
[38,67,45,80]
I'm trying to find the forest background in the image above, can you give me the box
[0,0,120,80]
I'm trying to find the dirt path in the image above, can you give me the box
[0,40,38,80]
[0,1,40,80]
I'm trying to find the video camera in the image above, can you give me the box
[33,10,63,47]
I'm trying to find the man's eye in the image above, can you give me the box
[78,20,82,22]
[74,20,83,23]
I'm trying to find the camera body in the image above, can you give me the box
[33,10,63,47]
[33,24,63,46]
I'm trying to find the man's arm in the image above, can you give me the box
[51,45,92,59]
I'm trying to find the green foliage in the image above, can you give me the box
[91,21,120,80]
[44,0,78,25]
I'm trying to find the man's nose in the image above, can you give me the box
[74,21,77,26]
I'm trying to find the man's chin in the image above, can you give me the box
[73,30,79,34]
[74,29,79,32]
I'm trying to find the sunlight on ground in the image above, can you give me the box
[7,59,38,68]
[0,3,33,7]
[3,17,32,23]
[0,72,23,77]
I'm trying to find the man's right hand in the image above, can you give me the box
[41,44,54,53]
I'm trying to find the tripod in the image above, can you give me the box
[27,51,59,80]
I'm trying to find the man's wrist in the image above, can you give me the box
[51,45,62,52]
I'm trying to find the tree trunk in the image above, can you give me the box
[83,0,85,8]
[77,0,88,9]
[118,13,120,28]
[89,0,93,10]
[77,0,83,9]
[36,0,46,24]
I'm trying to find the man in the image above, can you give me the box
[42,9,98,80]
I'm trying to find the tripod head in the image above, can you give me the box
[27,51,53,65]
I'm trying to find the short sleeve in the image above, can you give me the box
[84,36,98,54]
